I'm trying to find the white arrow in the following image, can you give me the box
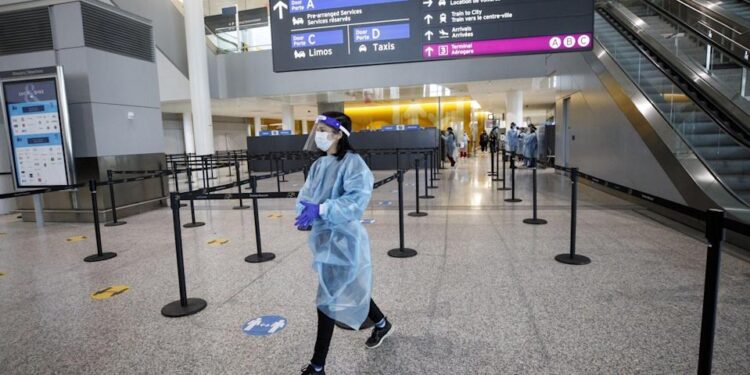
[422,0,433,6]
[273,1,288,20]
[424,14,433,25]
[424,30,434,41]
[425,46,434,57]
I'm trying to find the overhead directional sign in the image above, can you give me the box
[270,0,594,72]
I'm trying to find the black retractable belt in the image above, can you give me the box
[523,159,547,225]
[162,193,207,317]
[183,166,205,228]
[555,168,590,265]
[245,176,276,263]
[104,170,127,227]
[498,148,510,191]
[505,151,522,203]
[84,180,118,263]
[409,159,428,217]
[388,170,418,258]
[697,209,725,375]
[233,153,250,210]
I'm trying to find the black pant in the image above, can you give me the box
[447,156,456,166]
[312,299,385,367]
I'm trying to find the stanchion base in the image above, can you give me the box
[497,187,511,191]
[554,253,591,265]
[408,212,428,217]
[180,203,188,208]
[505,198,523,203]
[427,186,438,190]
[433,178,441,181]
[104,221,127,227]
[419,195,435,199]
[388,248,418,258]
[335,318,375,331]
[245,252,276,263]
[161,298,207,318]
[523,218,548,225]
[183,222,205,228]
[84,252,117,263]
[233,205,251,210]
[492,178,503,182]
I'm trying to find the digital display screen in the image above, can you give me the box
[270,0,594,72]
[3,78,70,187]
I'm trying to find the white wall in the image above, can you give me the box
[163,114,248,154]
[163,114,185,154]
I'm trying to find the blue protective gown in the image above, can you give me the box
[296,152,375,329]
[516,132,526,155]
[524,132,538,159]
[506,128,519,152]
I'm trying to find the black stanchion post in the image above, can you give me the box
[523,159,547,225]
[697,209,725,375]
[280,158,287,182]
[84,180,117,262]
[428,151,438,189]
[409,159,428,217]
[505,151,522,203]
[432,150,441,180]
[275,158,282,193]
[493,147,502,182]
[104,170,127,227]
[420,152,435,199]
[233,154,249,210]
[488,143,496,176]
[245,176,276,263]
[172,161,187,207]
[209,154,217,180]
[183,166,205,228]
[555,168,590,265]
[228,152,234,177]
[388,170,418,258]
[498,148,510,191]
[161,193,207,317]
[201,156,208,190]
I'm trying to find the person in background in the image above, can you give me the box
[479,131,489,152]
[489,123,501,152]
[516,128,527,167]
[505,123,519,167]
[442,127,457,166]
[461,133,470,158]
[296,112,394,375]
[524,124,539,168]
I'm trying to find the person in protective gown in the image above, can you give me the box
[295,112,394,375]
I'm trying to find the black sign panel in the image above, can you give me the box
[270,0,594,72]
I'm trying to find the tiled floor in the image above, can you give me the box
[0,153,748,374]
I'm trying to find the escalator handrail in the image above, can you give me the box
[642,0,750,70]
[594,14,750,208]
[684,0,750,31]
[599,2,750,149]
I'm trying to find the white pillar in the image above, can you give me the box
[302,119,309,135]
[281,103,294,134]
[184,0,214,155]
[505,90,524,128]
[182,112,195,154]
[254,116,262,136]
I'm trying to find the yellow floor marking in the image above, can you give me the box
[267,213,283,219]
[0,272,5,277]
[66,235,88,242]
[90,285,130,300]
[207,238,230,247]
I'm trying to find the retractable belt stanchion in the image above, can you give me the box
[201,156,209,189]
[409,159,428,217]
[492,146,502,182]
[162,193,207,317]
[555,168,590,265]
[209,154,217,180]
[420,152,435,199]
[697,209,725,375]
[104,170,127,227]
[172,161,187,207]
[245,176,276,263]
[280,158,287,182]
[523,159,547,225]
[227,153,234,177]
[488,143,496,176]
[183,166,205,228]
[388,170,418,258]
[432,150,440,180]
[84,180,117,262]
[428,151,438,189]
[498,148,511,191]
[233,153,249,210]
[505,151,522,203]
[275,158,282,193]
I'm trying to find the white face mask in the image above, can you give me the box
[315,131,334,152]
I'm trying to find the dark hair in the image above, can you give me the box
[447,127,453,132]
[321,111,356,160]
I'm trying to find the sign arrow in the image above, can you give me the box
[425,30,434,41]
[424,14,433,25]
[422,0,433,6]
[273,1,288,20]
[425,46,434,57]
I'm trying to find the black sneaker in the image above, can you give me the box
[365,319,394,349]
[300,364,325,375]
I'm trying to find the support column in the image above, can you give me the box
[182,112,195,154]
[184,0,214,155]
[302,119,309,135]
[505,90,524,128]
[254,116,262,136]
[281,103,294,134]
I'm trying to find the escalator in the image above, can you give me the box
[704,0,750,24]
[591,1,750,218]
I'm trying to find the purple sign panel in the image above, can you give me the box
[422,34,593,59]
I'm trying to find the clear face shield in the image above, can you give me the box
[303,115,351,152]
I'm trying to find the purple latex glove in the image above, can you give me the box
[294,201,320,227]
